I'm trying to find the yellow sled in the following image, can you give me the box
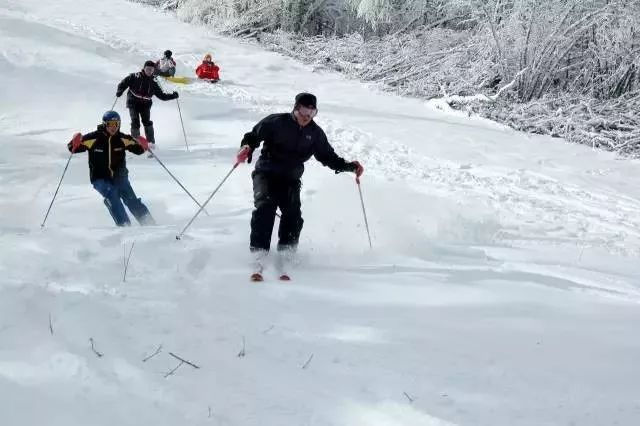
[162,76,191,84]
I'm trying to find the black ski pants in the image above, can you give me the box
[250,171,303,252]
[128,103,155,143]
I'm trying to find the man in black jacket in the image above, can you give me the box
[68,110,155,227]
[239,92,364,259]
[116,60,179,149]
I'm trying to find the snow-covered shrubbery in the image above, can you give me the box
[144,0,640,154]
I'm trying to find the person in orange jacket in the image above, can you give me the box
[195,53,220,82]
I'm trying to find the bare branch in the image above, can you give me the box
[164,361,184,378]
[123,241,135,282]
[169,351,200,369]
[403,391,414,403]
[142,344,163,362]
[479,2,506,74]
[237,337,246,358]
[302,353,314,369]
[489,67,529,100]
[89,338,103,358]
[48,313,54,335]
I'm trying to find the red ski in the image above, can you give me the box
[279,274,291,281]
[250,273,264,282]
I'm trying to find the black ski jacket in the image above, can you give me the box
[241,113,354,180]
[68,125,145,183]
[116,71,176,108]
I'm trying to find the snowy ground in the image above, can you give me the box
[1,1,640,425]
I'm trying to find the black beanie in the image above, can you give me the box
[143,60,156,68]
[295,92,317,109]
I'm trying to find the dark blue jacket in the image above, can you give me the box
[241,113,354,180]
[116,71,176,108]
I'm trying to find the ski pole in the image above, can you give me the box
[355,176,372,249]
[176,98,190,151]
[110,96,118,110]
[176,151,247,240]
[41,134,81,228]
[148,149,209,215]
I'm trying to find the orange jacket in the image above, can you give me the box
[196,61,220,80]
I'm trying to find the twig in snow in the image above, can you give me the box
[403,391,414,403]
[302,353,314,369]
[262,325,275,334]
[142,344,163,362]
[48,313,54,335]
[169,351,200,369]
[208,406,212,418]
[164,361,184,378]
[89,337,103,358]
[237,336,246,358]
[577,245,586,263]
[122,241,135,282]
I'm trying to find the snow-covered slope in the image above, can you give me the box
[1,1,639,425]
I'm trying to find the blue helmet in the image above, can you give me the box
[102,110,121,123]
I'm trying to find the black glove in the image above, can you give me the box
[172,91,179,99]
[240,132,258,162]
[338,161,363,176]
[116,91,123,98]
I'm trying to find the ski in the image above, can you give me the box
[275,250,294,282]
[250,272,264,282]
[250,249,267,283]
[247,250,293,282]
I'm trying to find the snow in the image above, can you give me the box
[1,0,640,425]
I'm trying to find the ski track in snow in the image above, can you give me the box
[24,7,640,255]
[4,2,640,259]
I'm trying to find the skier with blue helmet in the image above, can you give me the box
[67,110,155,226]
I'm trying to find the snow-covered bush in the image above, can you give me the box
[133,0,640,154]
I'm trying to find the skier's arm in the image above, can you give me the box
[116,74,131,97]
[122,134,145,155]
[241,118,272,158]
[240,115,276,149]
[152,80,178,101]
[312,128,355,173]
[239,115,276,163]
[67,132,97,153]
